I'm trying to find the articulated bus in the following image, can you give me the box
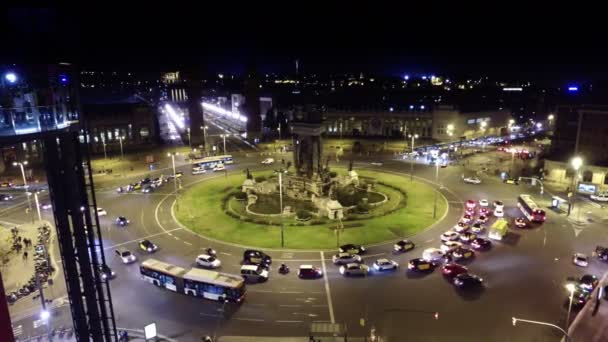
[191,155,234,173]
[517,194,546,223]
[140,258,245,303]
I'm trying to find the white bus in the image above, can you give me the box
[139,258,245,303]
[191,155,233,167]
[140,259,186,292]
[183,268,246,303]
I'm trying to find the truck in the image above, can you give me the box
[488,218,509,240]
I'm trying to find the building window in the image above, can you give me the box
[582,170,593,183]
[140,127,150,138]
[467,119,475,124]
[604,174,608,185]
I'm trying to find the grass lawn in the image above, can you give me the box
[175,169,447,249]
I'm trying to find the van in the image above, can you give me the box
[240,264,269,282]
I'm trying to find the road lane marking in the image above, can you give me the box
[279,291,303,294]
[183,241,192,246]
[320,251,336,324]
[276,320,302,323]
[279,304,301,307]
[220,252,232,256]
[103,228,182,250]
[235,317,264,322]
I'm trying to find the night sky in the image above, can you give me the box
[2,8,608,81]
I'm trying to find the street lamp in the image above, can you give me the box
[512,317,572,342]
[26,191,43,222]
[569,156,583,217]
[220,134,227,155]
[187,127,191,149]
[118,136,125,159]
[13,160,33,220]
[408,134,419,181]
[433,159,439,218]
[277,123,281,140]
[201,125,209,156]
[565,283,576,330]
[274,168,286,247]
[101,135,107,159]
[168,152,180,209]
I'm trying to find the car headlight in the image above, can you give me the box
[339,267,345,274]
[373,264,380,270]
[147,248,152,251]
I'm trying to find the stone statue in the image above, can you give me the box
[348,160,354,172]
[245,168,252,180]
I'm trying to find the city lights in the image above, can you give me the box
[4,72,17,83]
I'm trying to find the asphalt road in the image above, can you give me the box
[6,150,608,341]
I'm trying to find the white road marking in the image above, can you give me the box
[183,241,192,246]
[360,252,386,259]
[248,289,273,293]
[425,239,434,244]
[279,304,301,307]
[200,313,221,318]
[235,317,264,322]
[320,251,336,324]
[276,320,302,323]
[279,291,302,294]
[103,228,182,250]
[220,252,232,256]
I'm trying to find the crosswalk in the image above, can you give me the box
[12,324,23,337]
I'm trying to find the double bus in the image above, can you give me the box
[140,258,245,303]
[517,194,546,222]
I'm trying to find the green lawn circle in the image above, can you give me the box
[175,169,448,249]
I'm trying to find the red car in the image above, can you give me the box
[465,200,476,210]
[479,207,490,216]
[441,263,468,278]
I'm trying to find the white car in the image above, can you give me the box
[493,201,504,210]
[339,263,369,276]
[441,241,462,253]
[471,222,485,233]
[573,253,589,267]
[494,208,504,217]
[591,193,608,202]
[40,203,52,210]
[464,177,481,184]
[261,158,275,165]
[196,254,221,269]
[192,168,207,175]
[213,164,226,172]
[454,222,469,233]
[96,208,107,216]
[441,230,460,242]
[114,249,137,264]
[372,259,399,271]
[422,248,445,262]
[479,199,489,207]
[332,253,362,265]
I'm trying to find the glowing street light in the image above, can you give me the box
[168,152,180,209]
[512,317,571,342]
[480,121,487,129]
[565,283,576,330]
[13,160,33,220]
[408,134,419,182]
[569,156,583,218]
[548,114,555,121]
[4,72,17,84]
[571,156,583,171]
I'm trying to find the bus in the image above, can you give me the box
[517,194,546,222]
[191,155,234,166]
[489,218,509,240]
[139,258,245,303]
[140,259,186,292]
[183,268,245,303]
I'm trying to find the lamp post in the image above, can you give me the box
[408,134,418,182]
[565,283,576,330]
[168,152,179,210]
[433,160,439,218]
[275,168,285,247]
[101,135,107,159]
[277,123,281,140]
[118,136,125,160]
[187,127,191,149]
[13,160,33,220]
[32,191,42,222]
[570,156,583,217]
[512,317,572,342]
[200,125,209,156]
[219,134,227,155]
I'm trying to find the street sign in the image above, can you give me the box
[144,323,157,340]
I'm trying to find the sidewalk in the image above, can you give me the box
[568,272,608,341]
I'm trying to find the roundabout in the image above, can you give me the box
[174,168,448,249]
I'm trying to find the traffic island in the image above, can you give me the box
[175,169,448,249]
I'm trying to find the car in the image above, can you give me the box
[441,263,468,278]
[595,246,608,261]
[494,208,504,217]
[240,264,269,282]
[493,200,504,209]
[441,241,462,253]
[504,178,519,185]
[332,253,362,265]
[140,177,152,185]
[138,240,158,253]
[465,200,476,210]
[115,216,130,226]
[459,232,477,243]
[471,238,491,250]
[471,222,485,233]
[340,263,369,276]
[567,287,591,309]
[514,217,527,228]
[168,172,183,180]
[114,249,137,264]
[461,214,473,224]
[370,162,383,166]
[479,207,490,216]
[590,193,608,202]
[477,215,488,223]
[479,199,489,207]
[464,177,481,184]
[580,274,599,291]
[339,244,366,255]
[40,203,52,210]
[261,158,275,165]
[422,248,445,262]
[372,259,399,272]
[213,164,226,172]
[192,168,207,175]
[196,254,221,269]
[142,185,154,193]
[408,258,435,272]
[441,231,460,242]
[243,250,272,266]
[453,273,484,288]
[297,265,323,279]
[452,247,475,260]
[0,182,13,188]
[96,208,107,216]
[99,264,116,280]
[573,253,589,267]
[393,239,415,253]
[131,183,142,190]
[454,222,469,233]
[0,194,13,201]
